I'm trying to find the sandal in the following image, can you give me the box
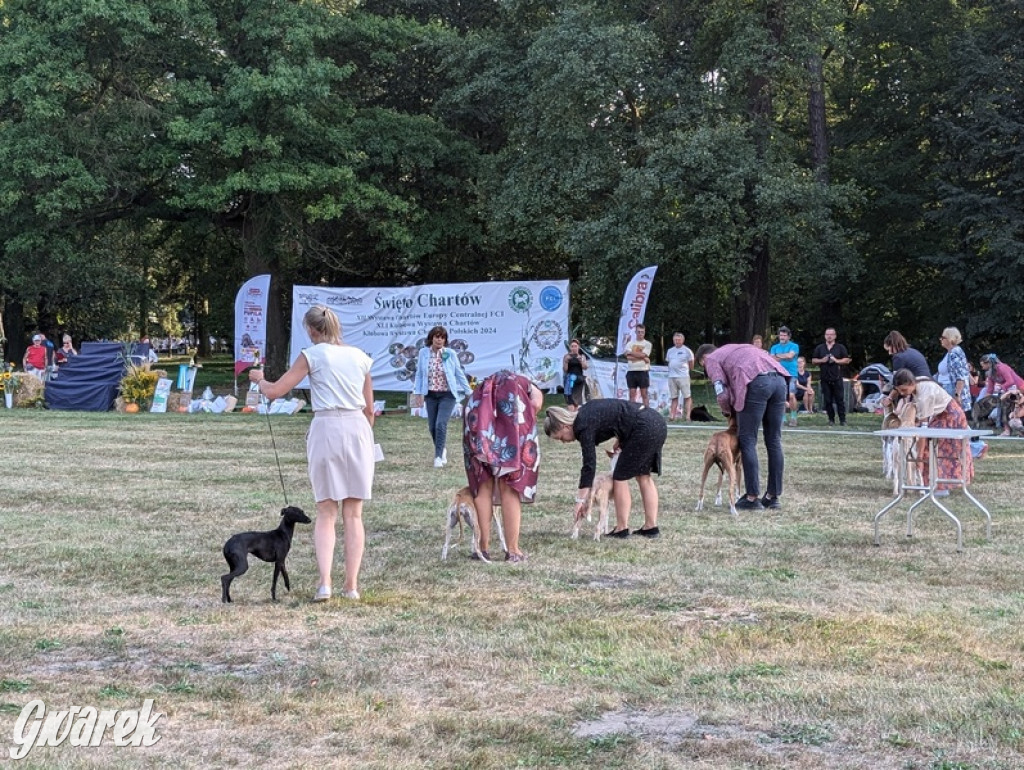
[505,551,528,564]
[470,550,491,562]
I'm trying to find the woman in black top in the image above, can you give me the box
[561,339,589,410]
[544,400,667,538]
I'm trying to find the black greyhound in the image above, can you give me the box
[221,506,311,603]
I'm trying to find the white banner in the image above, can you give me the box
[615,265,658,355]
[234,274,271,375]
[290,281,570,391]
[585,358,672,414]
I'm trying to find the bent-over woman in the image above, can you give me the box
[544,400,667,538]
[463,370,544,563]
[883,368,973,495]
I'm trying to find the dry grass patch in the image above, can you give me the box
[0,408,1022,768]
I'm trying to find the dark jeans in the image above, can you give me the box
[736,373,787,499]
[821,378,846,423]
[424,390,456,459]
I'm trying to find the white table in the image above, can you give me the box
[873,427,992,551]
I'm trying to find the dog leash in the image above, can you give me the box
[253,355,289,507]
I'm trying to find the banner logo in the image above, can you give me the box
[539,286,563,311]
[508,287,533,313]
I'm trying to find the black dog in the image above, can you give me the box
[221,506,311,603]
[689,404,717,422]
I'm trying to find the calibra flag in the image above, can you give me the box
[615,265,658,355]
[234,274,271,375]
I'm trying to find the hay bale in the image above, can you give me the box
[13,373,44,407]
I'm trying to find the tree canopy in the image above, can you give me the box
[0,0,1019,370]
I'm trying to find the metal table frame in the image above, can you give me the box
[873,427,992,551]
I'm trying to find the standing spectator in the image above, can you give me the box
[624,324,652,405]
[696,343,788,510]
[250,304,375,602]
[23,334,47,379]
[665,332,694,421]
[811,327,852,426]
[770,326,800,427]
[795,356,815,414]
[463,370,544,563]
[544,400,667,538]
[412,325,472,467]
[751,335,764,349]
[561,339,589,411]
[883,331,930,378]
[54,334,78,366]
[937,327,972,414]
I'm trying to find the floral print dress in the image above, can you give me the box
[463,370,539,503]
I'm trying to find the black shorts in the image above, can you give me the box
[626,370,650,390]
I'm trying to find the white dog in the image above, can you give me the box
[572,449,619,541]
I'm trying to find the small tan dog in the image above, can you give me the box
[695,414,743,516]
[572,449,619,541]
[882,398,920,494]
[441,486,507,562]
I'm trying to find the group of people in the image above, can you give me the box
[22,332,77,379]
[251,312,676,599]
[249,308,1020,601]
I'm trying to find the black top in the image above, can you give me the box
[812,342,849,382]
[564,353,585,379]
[572,399,645,489]
[892,348,931,379]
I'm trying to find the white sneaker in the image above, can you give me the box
[442,448,448,465]
[434,457,444,468]
[343,589,360,600]
[312,585,331,603]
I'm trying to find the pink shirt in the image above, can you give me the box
[983,362,1024,395]
[702,344,789,414]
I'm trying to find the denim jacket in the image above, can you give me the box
[414,346,472,399]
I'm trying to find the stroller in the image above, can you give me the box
[854,363,892,413]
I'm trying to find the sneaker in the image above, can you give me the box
[828,420,835,426]
[505,551,528,563]
[735,496,764,511]
[606,527,630,539]
[760,495,781,509]
[470,550,491,562]
[632,526,661,538]
[312,585,331,603]
[342,589,360,600]
[442,448,448,465]
[433,457,444,468]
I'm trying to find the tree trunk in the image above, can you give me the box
[239,198,288,374]
[808,52,830,185]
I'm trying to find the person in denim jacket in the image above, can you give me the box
[413,325,472,467]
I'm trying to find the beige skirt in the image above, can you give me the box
[306,410,374,502]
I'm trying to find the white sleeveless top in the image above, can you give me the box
[301,343,372,412]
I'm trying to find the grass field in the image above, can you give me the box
[1,403,1022,769]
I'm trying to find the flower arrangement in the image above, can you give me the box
[0,363,19,394]
[119,362,160,411]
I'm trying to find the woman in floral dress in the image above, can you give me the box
[463,370,544,563]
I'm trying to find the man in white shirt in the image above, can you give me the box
[624,324,653,405]
[665,332,694,421]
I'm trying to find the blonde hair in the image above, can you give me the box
[942,327,962,345]
[543,406,577,437]
[303,305,342,344]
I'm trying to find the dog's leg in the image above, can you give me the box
[595,492,609,541]
[279,563,291,594]
[695,455,714,511]
[492,509,508,556]
[442,504,458,560]
[221,551,249,603]
[726,457,740,516]
[271,563,284,601]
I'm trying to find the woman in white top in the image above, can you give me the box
[250,305,375,602]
